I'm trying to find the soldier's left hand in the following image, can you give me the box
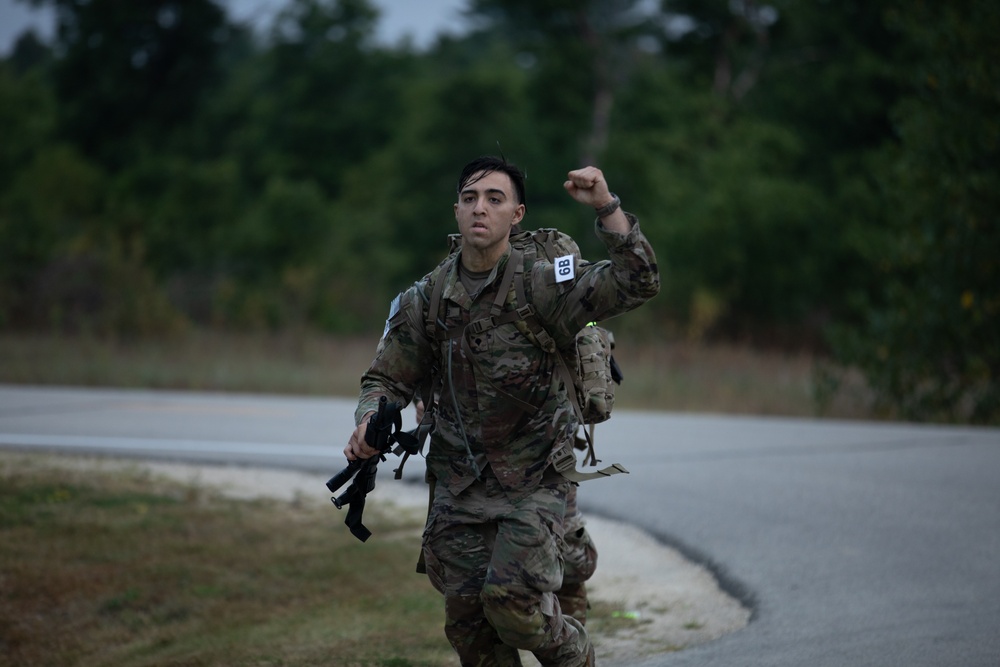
[563,166,616,209]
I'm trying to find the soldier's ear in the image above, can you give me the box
[513,203,525,224]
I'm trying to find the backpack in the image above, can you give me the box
[412,227,626,481]
[507,229,623,426]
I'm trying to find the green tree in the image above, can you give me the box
[334,44,538,293]
[232,0,414,198]
[0,61,54,191]
[34,0,230,169]
[6,28,52,74]
[604,64,830,340]
[0,142,178,334]
[831,0,1000,422]
[461,0,672,259]
[608,0,906,341]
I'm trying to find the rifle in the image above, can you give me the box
[326,396,419,541]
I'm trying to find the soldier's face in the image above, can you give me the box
[454,170,525,257]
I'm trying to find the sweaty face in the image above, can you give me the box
[454,170,525,267]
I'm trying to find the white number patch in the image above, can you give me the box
[554,255,575,283]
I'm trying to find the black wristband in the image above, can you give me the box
[594,193,621,218]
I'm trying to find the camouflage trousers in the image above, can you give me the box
[559,484,598,626]
[422,470,594,667]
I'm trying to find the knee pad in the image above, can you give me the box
[481,582,551,651]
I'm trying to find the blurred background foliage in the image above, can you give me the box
[0,0,997,423]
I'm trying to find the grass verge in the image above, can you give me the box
[0,452,457,667]
[0,330,875,420]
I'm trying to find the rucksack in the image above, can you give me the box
[414,227,625,479]
[504,229,622,426]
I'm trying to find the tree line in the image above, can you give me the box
[1,0,997,423]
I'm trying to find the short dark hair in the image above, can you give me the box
[457,155,526,205]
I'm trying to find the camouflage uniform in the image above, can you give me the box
[356,214,658,666]
[558,485,597,625]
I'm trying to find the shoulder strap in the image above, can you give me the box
[426,255,452,342]
[490,246,520,317]
[510,242,604,466]
[394,260,451,480]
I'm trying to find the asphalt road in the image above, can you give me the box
[1,384,998,666]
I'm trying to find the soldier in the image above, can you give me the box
[345,156,659,666]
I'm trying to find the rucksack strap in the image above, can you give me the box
[551,347,600,465]
[509,263,602,467]
[427,260,448,342]
[549,440,628,481]
[392,275,445,480]
[490,246,520,316]
[430,248,522,341]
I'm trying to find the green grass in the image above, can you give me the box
[0,330,875,420]
[0,330,374,398]
[0,452,706,666]
[0,452,458,667]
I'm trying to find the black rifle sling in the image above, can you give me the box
[343,478,373,541]
[332,399,421,540]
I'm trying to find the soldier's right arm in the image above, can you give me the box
[354,284,435,427]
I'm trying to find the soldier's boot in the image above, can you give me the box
[531,615,593,667]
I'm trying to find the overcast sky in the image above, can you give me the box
[0,0,471,56]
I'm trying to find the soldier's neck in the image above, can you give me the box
[460,241,509,273]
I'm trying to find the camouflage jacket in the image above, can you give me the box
[356,214,659,500]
